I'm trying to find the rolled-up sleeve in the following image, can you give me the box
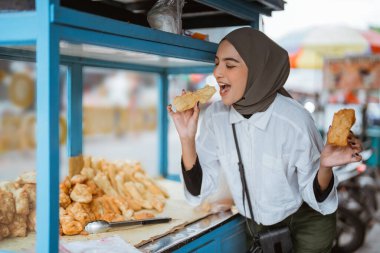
[293,121,338,215]
[181,109,221,206]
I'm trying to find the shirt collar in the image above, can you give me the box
[229,94,277,130]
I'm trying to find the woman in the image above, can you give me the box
[167,28,363,252]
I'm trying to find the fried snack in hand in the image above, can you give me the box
[327,109,356,146]
[173,85,216,112]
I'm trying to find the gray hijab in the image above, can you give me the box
[222,27,292,115]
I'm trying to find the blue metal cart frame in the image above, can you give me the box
[0,1,262,252]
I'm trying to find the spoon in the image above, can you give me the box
[85,217,172,234]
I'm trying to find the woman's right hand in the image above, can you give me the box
[167,89,200,141]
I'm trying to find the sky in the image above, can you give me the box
[263,0,380,40]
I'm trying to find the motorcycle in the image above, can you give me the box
[333,149,376,253]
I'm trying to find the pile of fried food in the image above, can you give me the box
[0,171,36,240]
[59,156,169,236]
[172,85,216,112]
[0,157,169,240]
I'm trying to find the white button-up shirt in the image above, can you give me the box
[182,93,338,225]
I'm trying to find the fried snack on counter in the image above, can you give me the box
[327,109,356,146]
[13,188,29,215]
[0,157,169,240]
[69,155,84,178]
[0,224,10,240]
[56,156,169,236]
[60,214,83,236]
[8,214,27,237]
[70,174,87,185]
[70,184,92,203]
[60,192,72,208]
[27,209,36,231]
[173,85,216,112]
[133,211,155,220]
[0,190,15,224]
[0,172,36,241]
[16,171,36,184]
[22,184,36,210]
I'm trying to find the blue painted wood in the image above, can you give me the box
[193,239,218,252]
[250,13,261,30]
[67,64,83,157]
[166,174,181,182]
[0,12,37,45]
[56,25,215,63]
[166,66,214,75]
[159,73,169,178]
[52,6,217,54]
[70,58,164,74]
[174,216,246,253]
[221,228,247,253]
[35,1,60,253]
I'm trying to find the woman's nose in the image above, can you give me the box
[213,65,223,78]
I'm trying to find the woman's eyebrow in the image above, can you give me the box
[222,57,240,63]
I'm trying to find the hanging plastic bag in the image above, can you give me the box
[147,0,185,34]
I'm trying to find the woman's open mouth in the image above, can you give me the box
[219,84,231,97]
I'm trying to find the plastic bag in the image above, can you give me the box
[196,170,234,214]
[147,0,185,34]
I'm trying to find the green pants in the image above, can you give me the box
[246,202,336,253]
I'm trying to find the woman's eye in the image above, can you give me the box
[226,65,235,69]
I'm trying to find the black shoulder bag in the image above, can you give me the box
[232,124,293,253]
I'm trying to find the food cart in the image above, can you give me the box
[0,1,285,252]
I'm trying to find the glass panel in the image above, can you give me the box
[82,67,160,176]
[0,59,67,252]
[4,42,214,68]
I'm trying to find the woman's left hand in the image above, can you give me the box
[320,131,363,168]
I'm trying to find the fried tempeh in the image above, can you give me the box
[173,85,216,112]
[327,109,356,146]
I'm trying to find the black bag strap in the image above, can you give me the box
[232,123,257,237]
